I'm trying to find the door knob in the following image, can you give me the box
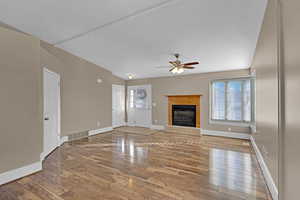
[44,117,49,121]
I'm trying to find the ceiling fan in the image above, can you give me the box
[157,53,199,74]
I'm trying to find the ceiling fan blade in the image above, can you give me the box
[183,62,199,66]
[183,66,195,69]
[169,61,177,67]
[169,67,176,72]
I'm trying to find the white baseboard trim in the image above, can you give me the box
[250,136,278,200]
[112,123,127,128]
[88,127,113,136]
[201,129,251,140]
[0,161,42,186]
[40,152,46,161]
[40,136,69,161]
[126,122,152,128]
[150,125,165,130]
[60,136,68,146]
[126,123,135,127]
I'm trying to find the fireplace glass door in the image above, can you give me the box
[172,105,196,127]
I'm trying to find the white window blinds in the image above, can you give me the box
[211,78,252,123]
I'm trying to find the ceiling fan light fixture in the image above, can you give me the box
[171,67,178,74]
[177,68,184,74]
[127,74,134,80]
[171,67,184,74]
[162,54,198,74]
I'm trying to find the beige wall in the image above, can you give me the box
[0,27,42,173]
[250,0,279,187]
[0,25,125,175]
[41,41,125,136]
[281,0,300,199]
[127,70,250,134]
[249,0,300,198]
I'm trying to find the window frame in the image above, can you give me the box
[209,77,255,127]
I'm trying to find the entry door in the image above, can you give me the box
[43,68,60,159]
[127,85,152,127]
[112,84,125,128]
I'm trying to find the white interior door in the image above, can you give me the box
[112,84,125,128]
[43,68,60,159]
[127,85,152,127]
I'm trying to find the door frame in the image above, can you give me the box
[126,84,152,128]
[41,68,61,161]
[112,84,126,128]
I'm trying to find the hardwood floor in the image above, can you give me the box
[0,127,272,200]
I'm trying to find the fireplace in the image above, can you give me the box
[167,95,201,128]
[172,105,196,127]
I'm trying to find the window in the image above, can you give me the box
[128,88,148,109]
[129,89,134,108]
[211,78,253,125]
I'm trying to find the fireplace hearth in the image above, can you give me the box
[172,105,196,127]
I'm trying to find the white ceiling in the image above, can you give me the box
[0,0,267,79]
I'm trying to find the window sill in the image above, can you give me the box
[209,120,251,127]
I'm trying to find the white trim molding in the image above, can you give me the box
[0,161,42,186]
[60,136,68,146]
[40,152,47,161]
[201,129,251,140]
[250,136,278,200]
[112,123,127,129]
[150,125,165,130]
[41,136,69,161]
[88,127,113,136]
[125,123,151,128]
[126,122,135,127]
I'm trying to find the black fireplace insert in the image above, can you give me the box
[172,105,196,127]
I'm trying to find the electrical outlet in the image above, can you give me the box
[97,121,101,127]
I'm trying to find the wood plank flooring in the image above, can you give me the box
[0,127,272,200]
